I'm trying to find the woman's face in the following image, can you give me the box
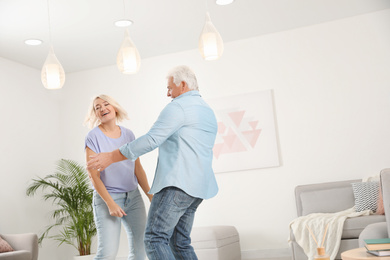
[93,98,116,123]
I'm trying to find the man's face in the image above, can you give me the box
[167,76,182,99]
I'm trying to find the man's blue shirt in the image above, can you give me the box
[119,90,219,199]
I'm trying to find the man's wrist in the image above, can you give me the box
[112,149,127,162]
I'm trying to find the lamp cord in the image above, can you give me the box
[122,0,126,18]
[46,0,52,45]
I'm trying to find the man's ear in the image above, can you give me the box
[181,81,188,90]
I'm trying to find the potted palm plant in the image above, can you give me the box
[26,159,96,258]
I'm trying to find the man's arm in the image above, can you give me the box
[87,102,184,170]
[119,102,185,160]
[86,148,127,171]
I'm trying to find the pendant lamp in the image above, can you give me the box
[41,0,65,89]
[199,12,224,61]
[41,46,65,89]
[117,29,141,74]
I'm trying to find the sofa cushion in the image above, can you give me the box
[342,214,386,239]
[0,236,13,253]
[352,182,379,212]
[300,186,355,216]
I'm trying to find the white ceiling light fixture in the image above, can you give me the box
[114,0,133,28]
[199,11,224,61]
[216,0,234,5]
[25,39,43,46]
[116,0,141,74]
[41,0,65,90]
[114,19,133,27]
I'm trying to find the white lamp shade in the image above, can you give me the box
[41,47,65,89]
[199,12,224,61]
[117,29,141,74]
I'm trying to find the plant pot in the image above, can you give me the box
[73,254,95,260]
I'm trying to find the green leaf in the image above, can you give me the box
[26,159,96,256]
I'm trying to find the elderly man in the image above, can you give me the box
[87,65,219,260]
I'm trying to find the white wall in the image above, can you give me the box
[1,9,390,260]
[0,58,74,259]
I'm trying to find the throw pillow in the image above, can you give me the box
[0,236,14,253]
[376,185,385,215]
[351,181,379,212]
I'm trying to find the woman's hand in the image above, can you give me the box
[107,202,127,218]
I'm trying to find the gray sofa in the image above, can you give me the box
[290,177,386,260]
[0,233,38,260]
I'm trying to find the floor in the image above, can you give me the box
[241,248,292,260]
[243,257,291,260]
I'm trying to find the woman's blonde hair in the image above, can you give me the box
[84,94,129,129]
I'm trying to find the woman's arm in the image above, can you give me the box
[86,147,127,217]
[134,158,153,202]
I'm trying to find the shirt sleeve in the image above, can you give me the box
[85,132,98,153]
[119,101,185,160]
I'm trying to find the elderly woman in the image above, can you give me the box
[84,94,152,260]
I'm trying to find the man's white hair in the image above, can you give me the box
[166,65,199,91]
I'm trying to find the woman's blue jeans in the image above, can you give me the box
[93,188,146,260]
[144,187,203,260]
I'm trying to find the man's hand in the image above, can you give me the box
[86,152,113,172]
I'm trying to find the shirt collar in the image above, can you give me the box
[173,90,200,101]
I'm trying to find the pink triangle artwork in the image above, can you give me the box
[229,111,245,127]
[207,90,280,173]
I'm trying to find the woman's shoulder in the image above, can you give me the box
[85,126,101,138]
[119,125,132,133]
[119,126,135,139]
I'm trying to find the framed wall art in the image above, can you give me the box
[207,90,280,173]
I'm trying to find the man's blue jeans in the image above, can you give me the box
[144,187,203,260]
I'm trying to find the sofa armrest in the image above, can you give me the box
[1,233,38,260]
[0,250,32,260]
[295,179,361,216]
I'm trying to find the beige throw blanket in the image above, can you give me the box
[289,208,370,260]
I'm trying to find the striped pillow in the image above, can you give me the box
[352,181,379,212]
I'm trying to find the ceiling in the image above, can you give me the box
[1,0,390,73]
